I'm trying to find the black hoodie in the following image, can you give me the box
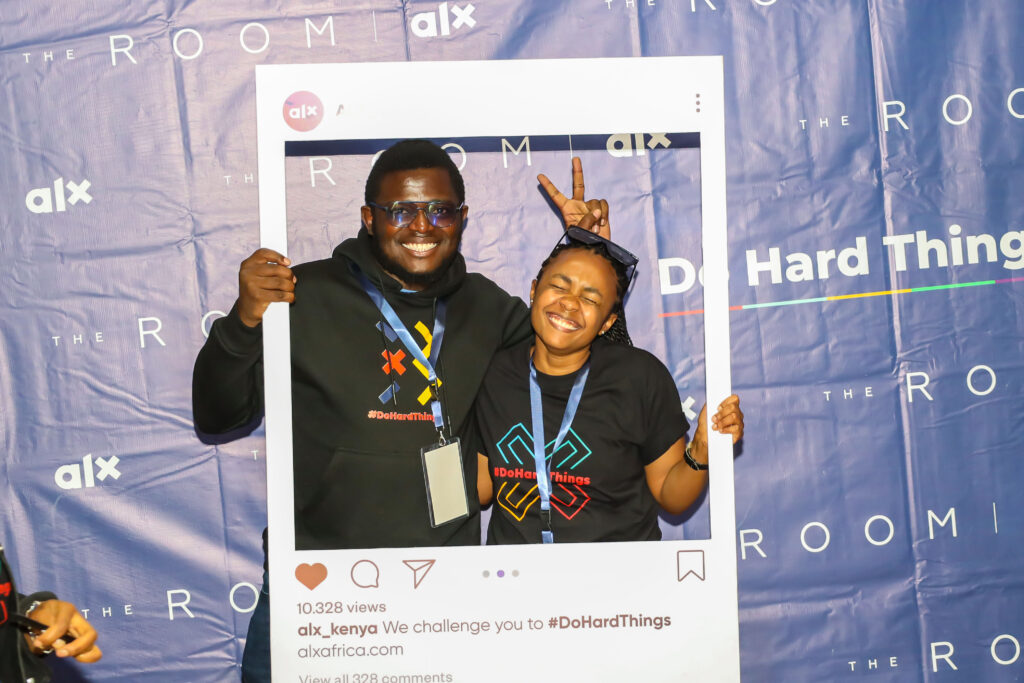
[193,229,531,548]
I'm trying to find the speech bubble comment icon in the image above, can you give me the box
[351,560,380,588]
[402,559,436,589]
[295,563,327,591]
[677,550,706,582]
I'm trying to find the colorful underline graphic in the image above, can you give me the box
[660,277,1024,317]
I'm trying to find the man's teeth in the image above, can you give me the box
[402,243,438,252]
[547,313,580,331]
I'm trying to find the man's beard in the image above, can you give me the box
[370,228,463,289]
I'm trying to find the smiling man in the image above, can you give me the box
[191,139,603,682]
[195,140,527,552]
[362,165,467,288]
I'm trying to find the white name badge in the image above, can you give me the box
[420,438,469,527]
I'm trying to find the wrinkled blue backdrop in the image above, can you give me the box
[1,1,1022,680]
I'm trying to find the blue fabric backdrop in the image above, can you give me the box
[1,1,1022,680]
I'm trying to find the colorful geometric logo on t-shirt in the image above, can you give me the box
[375,319,443,406]
[495,423,592,470]
[493,422,592,521]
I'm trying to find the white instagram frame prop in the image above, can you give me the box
[256,57,739,682]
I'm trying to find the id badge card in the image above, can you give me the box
[421,437,470,527]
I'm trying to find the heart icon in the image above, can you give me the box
[295,563,328,591]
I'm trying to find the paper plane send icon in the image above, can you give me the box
[402,559,436,588]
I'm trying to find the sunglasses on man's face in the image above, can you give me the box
[560,226,640,284]
[368,201,464,229]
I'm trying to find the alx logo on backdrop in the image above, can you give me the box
[410,2,477,38]
[54,453,121,490]
[606,132,672,157]
[25,177,93,214]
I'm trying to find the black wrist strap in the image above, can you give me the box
[684,441,708,471]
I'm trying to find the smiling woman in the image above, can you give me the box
[530,246,622,374]
[473,230,743,544]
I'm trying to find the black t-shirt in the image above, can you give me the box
[474,338,689,544]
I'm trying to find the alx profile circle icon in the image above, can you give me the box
[283,91,323,132]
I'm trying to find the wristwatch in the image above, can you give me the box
[684,442,708,471]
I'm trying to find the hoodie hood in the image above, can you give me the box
[332,227,467,301]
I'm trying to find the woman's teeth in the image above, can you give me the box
[547,313,581,331]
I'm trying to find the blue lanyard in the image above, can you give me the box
[529,359,590,544]
[354,266,448,440]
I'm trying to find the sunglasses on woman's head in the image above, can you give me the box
[559,226,639,284]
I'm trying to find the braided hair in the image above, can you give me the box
[534,241,634,346]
